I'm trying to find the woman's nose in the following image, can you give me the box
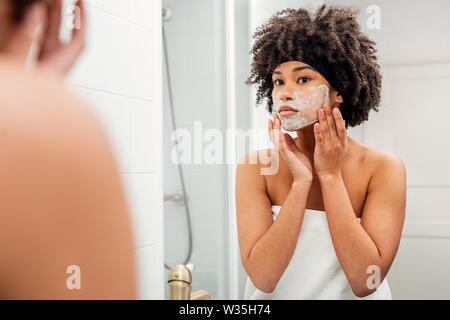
[279,90,295,101]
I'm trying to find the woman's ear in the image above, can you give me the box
[334,92,344,104]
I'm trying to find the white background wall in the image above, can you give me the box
[63,0,164,299]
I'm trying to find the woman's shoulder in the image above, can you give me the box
[236,148,280,184]
[238,148,276,166]
[349,138,406,178]
[0,61,102,142]
[0,62,118,190]
[0,61,84,112]
[237,148,282,175]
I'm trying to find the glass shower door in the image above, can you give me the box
[162,0,229,299]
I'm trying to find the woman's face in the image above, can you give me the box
[271,61,342,131]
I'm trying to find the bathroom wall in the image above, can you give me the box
[63,0,164,299]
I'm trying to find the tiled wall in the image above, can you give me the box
[63,0,164,299]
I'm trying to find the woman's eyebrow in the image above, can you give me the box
[292,66,316,73]
[273,66,316,75]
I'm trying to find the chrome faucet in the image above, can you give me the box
[167,264,211,300]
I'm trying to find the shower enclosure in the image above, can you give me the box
[163,0,234,299]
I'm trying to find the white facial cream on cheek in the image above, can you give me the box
[272,84,330,131]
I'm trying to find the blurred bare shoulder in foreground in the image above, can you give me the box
[0,62,136,299]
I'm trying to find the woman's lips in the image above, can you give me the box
[278,106,298,117]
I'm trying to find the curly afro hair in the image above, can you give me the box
[246,4,382,128]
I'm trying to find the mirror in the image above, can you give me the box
[162,0,450,300]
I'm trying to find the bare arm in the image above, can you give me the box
[319,153,406,297]
[313,104,406,297]
[0,75,136,299]
[236,150,312,293]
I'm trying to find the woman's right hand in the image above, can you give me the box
[269,113,313,183]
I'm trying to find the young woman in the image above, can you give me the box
[0,0,136,299]
[236,5,406,299]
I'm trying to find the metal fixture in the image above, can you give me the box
[167,264,211,300]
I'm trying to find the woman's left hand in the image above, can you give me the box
[313,104,348,178]
[37,0,86,76]
[5,0,86,77]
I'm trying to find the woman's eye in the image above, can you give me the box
[273,79,284,86]
[298,77,310,84]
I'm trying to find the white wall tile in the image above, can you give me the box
[130,0,154,30]
[85,0,130,20]
[130,99,155,172]
[129,26,154,101]
[85,5,130,96]
[122,173,158,248]
[135,245,164,299]
[85,91,156,174]
[84,89,132,171]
